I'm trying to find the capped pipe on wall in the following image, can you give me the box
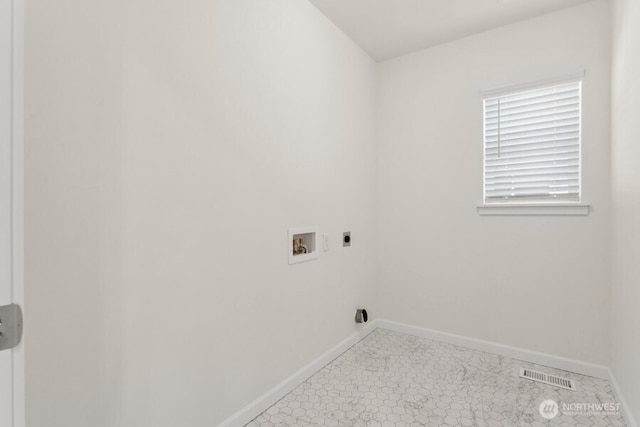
[355,308,368,324]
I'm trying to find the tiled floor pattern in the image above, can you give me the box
[246,329,626,427]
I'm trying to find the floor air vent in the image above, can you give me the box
[519,368,576,391]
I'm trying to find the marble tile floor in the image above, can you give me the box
[246,329,626,427]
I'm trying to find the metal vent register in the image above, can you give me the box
[519,368,576,391]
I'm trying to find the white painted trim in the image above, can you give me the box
[608,369,638,427]
[477,203,590,216]
[217,320,378,427]
[217,320,633,427]
[377,319,609,379]
[11,0,24,426]
[480,70,585,99]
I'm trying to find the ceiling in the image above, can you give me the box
[308,0,595,62]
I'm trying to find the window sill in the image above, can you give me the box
[477,203,590,216]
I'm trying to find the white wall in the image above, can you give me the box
[25,1,377,426]
[611,0,640,423]
[376,1,612,364]
[25,0,123,424]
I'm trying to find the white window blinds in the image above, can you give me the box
[483,81,582,203]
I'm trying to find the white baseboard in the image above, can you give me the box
[217,320,378,427]
[219,319,638,427]
[608,369,638,427]
[377,319,610,379]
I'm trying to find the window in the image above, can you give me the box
[483,80,582,204]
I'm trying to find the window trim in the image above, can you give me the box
[480,70,585,100]
[479,71,588,215]
[477,203,590,216]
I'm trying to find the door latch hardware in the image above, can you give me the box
[0,304,23,351]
